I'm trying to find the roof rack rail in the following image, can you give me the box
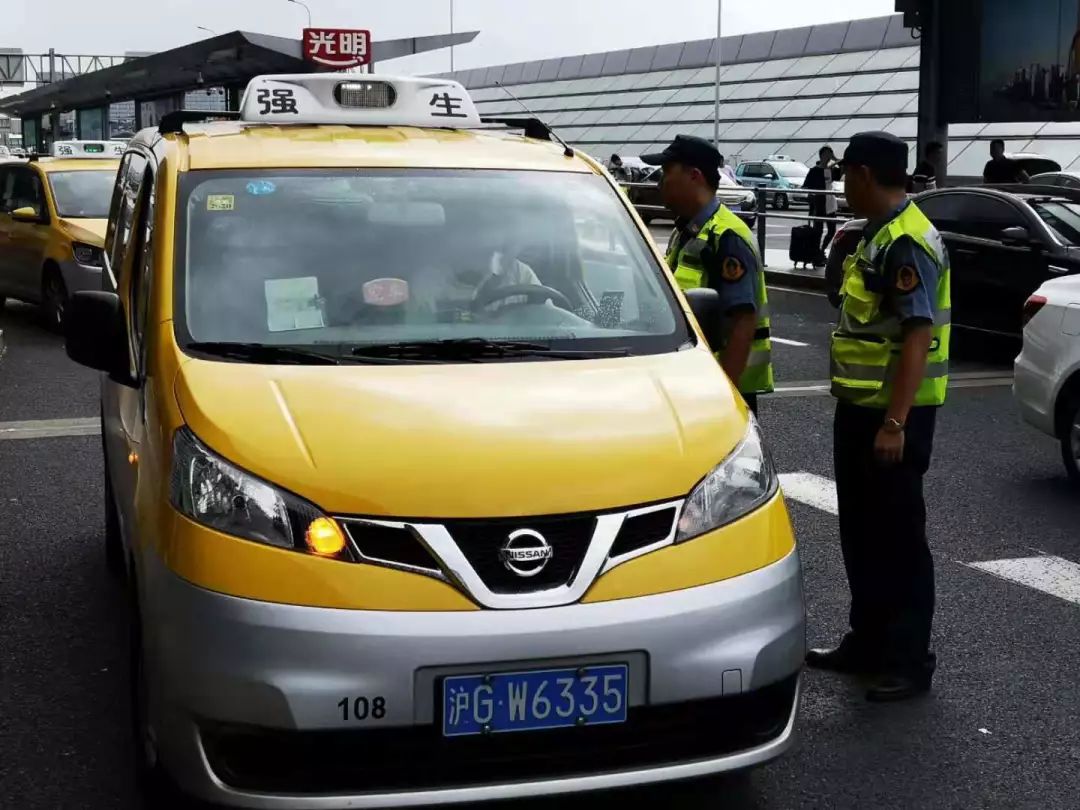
[158,110,242,135]
[479,116,575,157]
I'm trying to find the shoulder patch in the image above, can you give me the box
[895,265,920,293]
[721,256,747,282]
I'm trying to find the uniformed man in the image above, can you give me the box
[807,132,951,702]
[642,135,773,412]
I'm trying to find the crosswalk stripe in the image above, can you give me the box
[778,472,839,515]
[965,556,1080,606]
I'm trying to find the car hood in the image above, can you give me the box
[58,218,107,245]
[174,348,747,518]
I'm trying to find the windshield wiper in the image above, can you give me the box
[186,341,347,365]
[350,338,629,362]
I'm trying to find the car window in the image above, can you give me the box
[773,162,809,180]
[1031,201,1080,245]
[127,168,155,373]
[918,193,1025,240]
[0,167,14,212]
[9,168,45,217]
[175,169,689,360]
[48,170,115,219]
[107,152,148,273]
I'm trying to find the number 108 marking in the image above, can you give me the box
[337,696,386,722]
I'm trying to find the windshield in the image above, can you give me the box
[176,169,689,362]
[1032,201,1080,244]
[773,162,808,180]
[48,170,115,218]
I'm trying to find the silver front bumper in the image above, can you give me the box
[142,548,805,808]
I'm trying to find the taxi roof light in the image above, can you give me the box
[334,81,397,109]
[50,140,125,159]
[238,73,482,128]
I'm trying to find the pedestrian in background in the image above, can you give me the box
[642,135,773,413]
[909,141,942,193]
[719,154,738,184]
[808,131,951,702]
[609,153,631,182]
[804,145,839,267]
[983,139,1029,184]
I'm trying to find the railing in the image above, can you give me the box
[621,181,855,266]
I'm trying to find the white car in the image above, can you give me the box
[1014,276,1080,481]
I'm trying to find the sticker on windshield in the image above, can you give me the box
[246,180,277,196]
[207,194,235,212]
[362,278,410,307]
[265,277,326,332]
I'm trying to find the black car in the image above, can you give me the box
[825,185,1080,335]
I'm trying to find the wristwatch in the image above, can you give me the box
[882,417,905,434]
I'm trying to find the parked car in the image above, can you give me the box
[1003,153,1062,179]
[622,166,757,227]
[825,186,1080,335]
[1030,171,1080,190]
[735,159,809,210]
[1014,276,1080,482]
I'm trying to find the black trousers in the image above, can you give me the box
[833,401,937,672]
[743,392,758,416]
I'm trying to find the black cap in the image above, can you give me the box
[840,131,908,176]
[642,135,721,173]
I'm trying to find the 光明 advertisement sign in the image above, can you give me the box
[303,28,371,69]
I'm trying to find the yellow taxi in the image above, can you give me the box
[64,75,805,808]
[0,140,121,329]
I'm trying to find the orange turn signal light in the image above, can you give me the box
[305,517,347,557]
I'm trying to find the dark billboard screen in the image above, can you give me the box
[980,0,1080,121]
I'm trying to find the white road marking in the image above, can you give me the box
[965,555,1080,606]
[0,417,100,440]
[778,472,839,515]
[769,372,1013,399]
[771,337,810,347]
[766,285,827,297]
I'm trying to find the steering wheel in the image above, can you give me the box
[472,284,573,312]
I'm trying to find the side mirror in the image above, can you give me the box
[11,206,43,223]
[1001,225,1033,247]
[64,291,134,385]
[683,288,724,348]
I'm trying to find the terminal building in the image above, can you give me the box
[441,13,1080,181]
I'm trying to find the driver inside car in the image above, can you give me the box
[411,233,550,319]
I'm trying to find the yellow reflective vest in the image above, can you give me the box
[831,202,951,408]
[666,206,774,395]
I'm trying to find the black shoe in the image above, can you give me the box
[805,637,876,674]
[865,671,932,702]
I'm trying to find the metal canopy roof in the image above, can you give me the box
[0,29,479,118]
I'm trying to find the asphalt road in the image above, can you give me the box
[3,289,1079,810]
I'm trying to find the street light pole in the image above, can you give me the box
[713,0,723,149]
[288,0,312,28]
[450,0,455,73]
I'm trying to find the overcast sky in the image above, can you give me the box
[2,0,894,77]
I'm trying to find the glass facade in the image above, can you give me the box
[448,13,1080,179]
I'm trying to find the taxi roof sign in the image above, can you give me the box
[238,74,481,128]
[51,140,124,159]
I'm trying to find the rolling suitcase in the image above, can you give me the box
[789,225,819,268]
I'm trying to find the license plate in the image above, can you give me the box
[442,664,628,737]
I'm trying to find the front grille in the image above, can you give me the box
[446,515,596,594]
[344,522,442,574]
[609,507,678,558]
[202,674,798,795]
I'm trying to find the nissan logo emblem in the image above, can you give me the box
[499,529,554,577]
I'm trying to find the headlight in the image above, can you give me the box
[170,428,349,558]
[676,416,778,542]
[72,241,104,267]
